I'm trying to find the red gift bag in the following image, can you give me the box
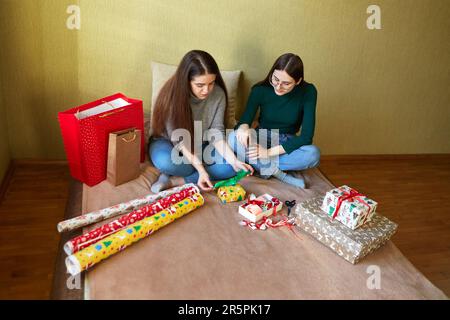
[58,93,145,186]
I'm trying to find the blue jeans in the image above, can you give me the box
[227,128,320,175]
[148,138,236,184]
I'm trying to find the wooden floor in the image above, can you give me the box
[319,155,450,297]
[0,161,70,299]
[0,156,449,299]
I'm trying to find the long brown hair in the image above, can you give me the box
[256,53,304,87]
[151,50,228,149]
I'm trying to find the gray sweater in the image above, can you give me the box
[154,85,226,149]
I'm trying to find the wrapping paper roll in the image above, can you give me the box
[64,186,199,255]
[57,183,198,232]
[66,193,204,276]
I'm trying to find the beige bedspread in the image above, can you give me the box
[81,164,447,299]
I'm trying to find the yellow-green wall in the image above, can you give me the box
[0,0,79,159]
[0,0,449,158]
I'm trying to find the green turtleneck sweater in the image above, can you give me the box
[235,81,317,154]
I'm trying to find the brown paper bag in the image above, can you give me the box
[107,128,141,186]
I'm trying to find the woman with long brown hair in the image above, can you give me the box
[149,50,253,192]
[228,53,320,188]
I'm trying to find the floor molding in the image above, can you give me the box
[321,153,450,161]
[9,154,450,164]
[1,159,68,204]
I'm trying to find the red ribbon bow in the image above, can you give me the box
[332,187,371,220]
[245,199,265,206]
[244,197,280,216]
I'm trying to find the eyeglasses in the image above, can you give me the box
[270,74,295,90]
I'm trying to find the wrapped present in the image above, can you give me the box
[321,185,377,230]
[295,196,397,264]
[217,184,246,203]
[239,194,282,222]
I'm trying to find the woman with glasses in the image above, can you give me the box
[149,50,253,193]
[228,53,320,188]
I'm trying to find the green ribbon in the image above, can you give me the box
[213,170,250,189]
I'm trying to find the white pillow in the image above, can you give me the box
[151,61,240,129]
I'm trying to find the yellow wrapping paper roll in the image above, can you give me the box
[66,193,204,276]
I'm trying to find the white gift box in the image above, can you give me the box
[238,194,283,223]
[321,185,378,230]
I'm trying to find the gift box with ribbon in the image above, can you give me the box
[321,185,377,230]
[239,194,282,222]
[217,184,246,203]
[295,196,397,264]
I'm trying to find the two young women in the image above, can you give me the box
[149,50,320,192]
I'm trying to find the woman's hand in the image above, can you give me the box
[232,160,254,175]
[247,144,271,161]
[236,124,250,148]
[197,171,214,191]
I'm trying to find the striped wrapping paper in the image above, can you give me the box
[66,192,204,276]
[57,183,199,232]
[64,186,199,255]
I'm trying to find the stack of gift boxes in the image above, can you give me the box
[294,185,398,264]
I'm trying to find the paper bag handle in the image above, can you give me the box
[98,100,126,118]
[99,108,125,118]
[122,132,137,143]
